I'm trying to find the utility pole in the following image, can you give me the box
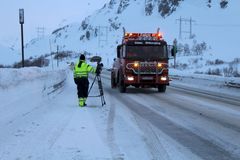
[49,39,54,70]
[98,26,108,48]
[144,0,147,15]
[37,27,45,39]
[190,18,193,38]
[176,17,195,39]
[57,45,59,67]
[173,39,178,69]
[19,9,25,67]
[179,16,182,39]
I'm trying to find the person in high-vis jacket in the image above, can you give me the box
[74,54,97,107]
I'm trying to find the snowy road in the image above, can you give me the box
[101,71,240,160]
[0,68,240,160]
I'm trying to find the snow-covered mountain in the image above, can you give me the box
[25,0,185,59]
[25,0,238,56]
[0,44,20,66]
[2,0,239,77]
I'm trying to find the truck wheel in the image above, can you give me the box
[158,85,166,92]
[119,76,126,93]
[119,83,126,93]
[111,72,116,88]
[135,85,140,88]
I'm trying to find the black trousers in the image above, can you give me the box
[74,77,89,98]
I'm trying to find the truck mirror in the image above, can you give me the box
[171,48,175,57]
[117,45,121,58]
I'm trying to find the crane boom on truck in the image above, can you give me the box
[111,28,176,93]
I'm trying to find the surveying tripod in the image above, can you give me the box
[88,74,106,106]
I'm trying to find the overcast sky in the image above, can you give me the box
[0,0,109,47]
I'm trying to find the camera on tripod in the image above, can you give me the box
[96,63,103,75]
[88,56,106,106]
[90,56,104,75]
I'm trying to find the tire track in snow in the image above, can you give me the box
[151,92,240,133]
[106,99,124,160]
[118,94,239,160]
[133,113,171,160]
[101,71,240,159]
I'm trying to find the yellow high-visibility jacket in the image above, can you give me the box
[74,60,96,78]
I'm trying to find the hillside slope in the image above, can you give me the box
[20,0,239,76]
[0,44,20,66]
[25,0,238,55]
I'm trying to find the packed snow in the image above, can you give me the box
[0,66,152,159]
[0,0,240,159]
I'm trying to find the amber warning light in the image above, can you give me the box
[124,32,163,40]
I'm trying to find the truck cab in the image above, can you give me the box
[111,29,174,93]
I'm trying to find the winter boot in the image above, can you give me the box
[83,98,87,106]
[79,98,84,107]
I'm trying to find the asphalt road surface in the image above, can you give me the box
[101,71,240,160]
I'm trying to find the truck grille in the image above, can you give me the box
[126,62,168,75]
[139,65,156,74]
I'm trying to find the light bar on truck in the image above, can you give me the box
[124,32,163,41]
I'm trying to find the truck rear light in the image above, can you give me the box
[127,76,134,81]
[160,76,167,81]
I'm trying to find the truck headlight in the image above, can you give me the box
[160,76,167,81]
[134,62,139,68]
[127,76,134,81]
[157,63,162,68]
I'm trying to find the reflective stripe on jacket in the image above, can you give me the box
[74,60,96,78]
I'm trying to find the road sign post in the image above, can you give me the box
[173,39,177,68]
[19,9,25,67]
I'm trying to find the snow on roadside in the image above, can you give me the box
[0,68,112,160]
[170,68,240,84]
[169,68,240,99]
[0,67,68,89]
[0,67,153,160]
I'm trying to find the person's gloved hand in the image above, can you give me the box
[96,66,101,75]
[96,63,103,76]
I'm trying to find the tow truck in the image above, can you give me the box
[111,28,176,93]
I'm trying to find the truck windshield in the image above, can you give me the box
[126,45,168,59]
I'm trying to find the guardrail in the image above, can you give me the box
[170,75,240,89]
[42,69,68,98]
[46,78,67,95]
[225,81,240,88]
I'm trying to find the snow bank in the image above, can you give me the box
[0,67,68,89]
[170,68,240,84]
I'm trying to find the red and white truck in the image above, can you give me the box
[111,28,176,93]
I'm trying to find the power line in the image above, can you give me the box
[176,17,196,39]
[194,23,240,28]
[36,27,45,39]
[98,26,108,48]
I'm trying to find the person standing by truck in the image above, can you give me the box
[73,54,99,107]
